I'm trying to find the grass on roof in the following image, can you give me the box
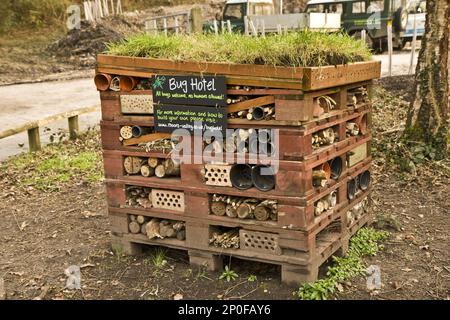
[106,31,372,67]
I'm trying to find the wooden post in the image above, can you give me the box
[190,7,203,33]
[361,29,366,43]
[163,18,168,36]
[175,16,179,35]
[387,21,393,76]
[227,20,232,33]
[213,19,219,35]
[409,14,417,75]
[68,115,79,140]
[244,16,249,35]
[153,20,158,34]
[27,127,41,152]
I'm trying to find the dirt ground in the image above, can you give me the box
[0,3,223,86]
[0,76,448,300]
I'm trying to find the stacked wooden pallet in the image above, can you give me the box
[96,54,380,286]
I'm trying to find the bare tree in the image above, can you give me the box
[404,0,449,159]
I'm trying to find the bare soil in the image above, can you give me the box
[0,76,448,300]
[0,2,223,86]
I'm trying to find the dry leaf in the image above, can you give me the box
[336,283,344,292]
[173,293,183,300]
[19,221,29,231]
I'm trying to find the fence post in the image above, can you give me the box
[163,18,168,36]
[361,29,366,44]
[409,14,417,75]
[227,20,232,33]
[27,127,41,152]
[387,21,393,77]
[190,7,203,33]
[244,16,249,35]
[68,116,79,140]
[175,16,179,35]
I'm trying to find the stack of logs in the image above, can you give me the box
[211,194,278,221]
[312,127,338,149]
[346,122,360,137]
[209,228,240,249]
[347,86,369,107]
[124,156,180,178]
[346,198,369,227]
[125,186,152,208]
[314,191,338,217]
[129,215,186,240]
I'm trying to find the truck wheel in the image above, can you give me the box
[393,7,408,32]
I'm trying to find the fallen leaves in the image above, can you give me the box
[173,293,183,300]
[0,278,5,300]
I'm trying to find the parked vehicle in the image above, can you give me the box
[204,0,341,34]
[305,0,426,51]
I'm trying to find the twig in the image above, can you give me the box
[228,286,260,299]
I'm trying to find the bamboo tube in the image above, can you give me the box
[237,203,252,219]
[211,201,226,216]
[254,204,270,221]
[124,156,143,174]
[120,126,133,140]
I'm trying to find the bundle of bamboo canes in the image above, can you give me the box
[209,229,240,249]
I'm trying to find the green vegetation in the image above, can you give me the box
[107,32,372,67]
[247,275,257,282]
[1,130,102,191]
[151,248,168,268]
[0,0,205,34]
[294,227,389,300]
[219,265,239,282]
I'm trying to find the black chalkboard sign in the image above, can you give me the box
[152,75,227,107]
[154,105,227,135]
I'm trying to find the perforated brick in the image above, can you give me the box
[204,164,232,187]
[151,189,185,212]
[239,230,281,255]
[120,94,154,114]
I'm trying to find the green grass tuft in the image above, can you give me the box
[107,32,372,67]
[294,227,389,300]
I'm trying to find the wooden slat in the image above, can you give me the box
[97,54,303,80]
[123,132,171,146]
[303,61,381,91]
[227,88,303,95]
[227,96,275,113]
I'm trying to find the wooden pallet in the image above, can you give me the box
[96,55,380,91]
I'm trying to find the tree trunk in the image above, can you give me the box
[404,0,449,159]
